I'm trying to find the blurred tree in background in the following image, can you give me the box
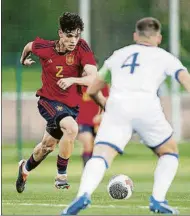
[2,0,190,75]
[2,0,78,65]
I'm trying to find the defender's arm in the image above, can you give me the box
[87,64,111,110]
[178,70,190,93]
[72,64,97,86]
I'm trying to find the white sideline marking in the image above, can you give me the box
[2,202,190,210]
[3,202,129,209]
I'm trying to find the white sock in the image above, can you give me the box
[77,157,107,197]
[152,154,179,202]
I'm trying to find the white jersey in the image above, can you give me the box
[104,44,187,98]
[95,44,187,151]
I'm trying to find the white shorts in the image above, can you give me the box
[95,97,173,154]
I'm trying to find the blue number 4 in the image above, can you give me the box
[121,52,140,74]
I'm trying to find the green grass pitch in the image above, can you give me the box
[2,67,42,92]
[2,142,190,215]
[1,66,186,93]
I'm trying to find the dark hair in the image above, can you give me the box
[59,12,84,33]
[136,17,161,37]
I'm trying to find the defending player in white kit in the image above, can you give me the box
[95,42,187,151]
[61,17,190,215]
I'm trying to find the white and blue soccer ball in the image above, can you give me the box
[107,174,134,200]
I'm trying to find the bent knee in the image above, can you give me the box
[62,121,78,138]
[60,117,78,133]
[67,124,78,136]
[93,144,118,167]
[154,137,178,156]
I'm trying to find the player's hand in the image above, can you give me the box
[82,71,87,77]
[23,58,36,66]
[57,78,75,90]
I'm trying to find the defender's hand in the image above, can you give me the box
[23,58,36,66]
[57,78,75,90]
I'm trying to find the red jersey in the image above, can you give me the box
[32,37,96,107]
[77,86,109,126]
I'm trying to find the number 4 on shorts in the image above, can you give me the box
[121,52,140,74]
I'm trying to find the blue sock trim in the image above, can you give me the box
[162,153,179,159]
[91,156,109,169]
[96,141,123,154]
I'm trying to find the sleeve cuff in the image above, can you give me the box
[174,69,185,83]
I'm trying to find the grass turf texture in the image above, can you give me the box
[2,142,190,215]
[2,67,42,92]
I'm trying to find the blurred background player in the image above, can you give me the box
[62,17,190,215]
[16,12,97,193]
[77,81,109,167]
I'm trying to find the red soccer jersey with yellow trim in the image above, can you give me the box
[32,37,96,107]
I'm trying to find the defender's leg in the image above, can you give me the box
[61,110,132,215]
[149,136,179,214]
[134,101,180,214]
[62,145,118,215]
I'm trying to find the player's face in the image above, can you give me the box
[59,29,81,51]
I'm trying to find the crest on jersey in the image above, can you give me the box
[66,54,74,65]
[56,105,63,111]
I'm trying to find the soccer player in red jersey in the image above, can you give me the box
[16,12,97,193]
[77,86,109,167]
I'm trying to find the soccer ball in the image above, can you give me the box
[107,174,134,200]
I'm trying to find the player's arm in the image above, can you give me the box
[87,64,111,110]
[57,64,97,90]
[57,39,99,90]
[178,70,190,93]
[166,54,190,92]
[72,64,97,86]
[20,42,35,66]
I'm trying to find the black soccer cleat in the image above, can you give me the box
[16,160,28,193]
